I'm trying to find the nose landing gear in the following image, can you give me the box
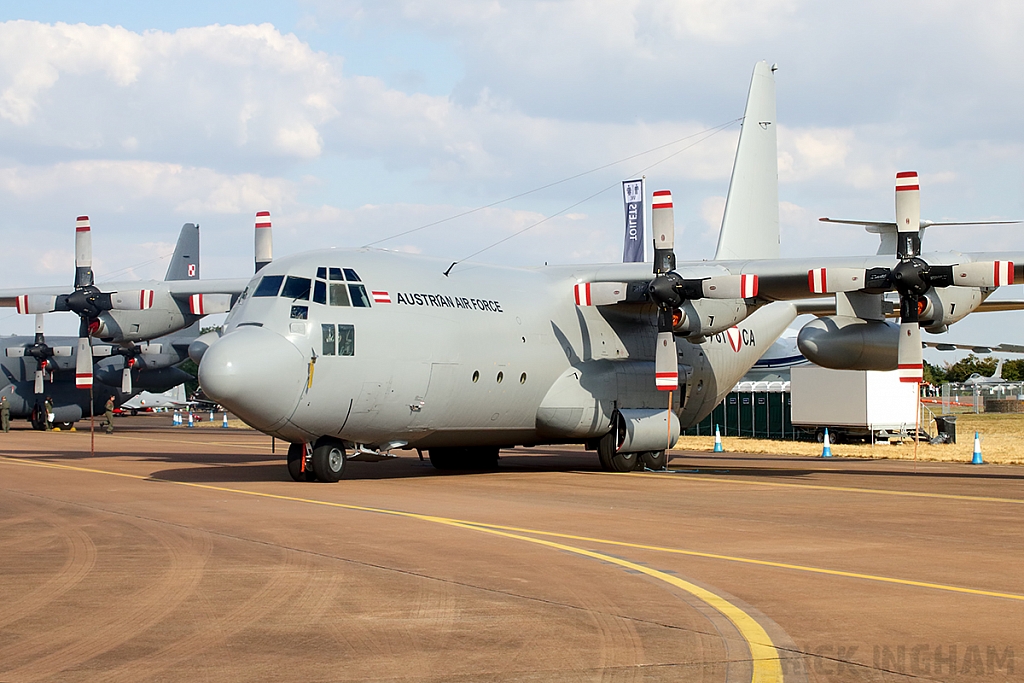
[287,438,346,482]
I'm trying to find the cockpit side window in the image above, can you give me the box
[253,275,284,297]
[321,324,336,355]
[348,284,371,308]
[281,276,311,300]
[338,324,355,356]
[343,268,361,282]
[313,280,326,305]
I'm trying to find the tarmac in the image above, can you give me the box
[0,415,1021,682]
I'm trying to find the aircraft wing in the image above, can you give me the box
[0,278,251,310]
[162,278,250,297]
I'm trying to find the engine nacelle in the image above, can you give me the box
[797,315,899,370]
[674,299,753,338]
[93,300,192,343]
[920,286,982,333]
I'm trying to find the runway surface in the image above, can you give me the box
[1,415,1021,682]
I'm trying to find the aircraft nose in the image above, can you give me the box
[198,326,307,432]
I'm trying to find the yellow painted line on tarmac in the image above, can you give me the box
[0,454,784,683]
[611,470,1024,505]
[42,430,275,453]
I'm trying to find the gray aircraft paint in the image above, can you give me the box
[199,249,797,449]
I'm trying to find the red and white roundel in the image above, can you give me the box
[726,326,743,352]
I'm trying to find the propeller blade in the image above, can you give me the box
[655,331,678,391]
[34,369,44,394]
[255,210,273,273]
[52,346,74,357]
[701,274,758,299]
[894,171,921,259]
[122,366,132,394]
[34,313,44,341]
[15,294,58,315]
[110,289,155,310]
[808,267,869,294]
[75,215,94,289]
[75,338,93,389]
[572,282,627,307]
[897,321,923,384]
[651,191,675,275]
[951,261,1014,288]
[188,293,232,315]
[5,348,25,357]
[91,345,115,357]
[140,343,163,355]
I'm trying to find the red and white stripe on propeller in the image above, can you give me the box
[951,261,1014,288]
[807,267,867,294]
[572,282,627,307]
[255,210,273,273]
[655,331,678,391]
[75,338,93,389]
[75,215,93,288]
[189,293,232,315]
[651,190,674,274]
[14,294,57,315]
[894,171,921,258]
[701,274,758,299]
[110,289,155,310]
[897,322,923,383]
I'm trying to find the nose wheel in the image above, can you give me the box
[288,440,347,482]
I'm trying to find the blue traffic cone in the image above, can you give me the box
[172,411,179,426]
[821,428,833,458]
[713,425,724,453]
[971,431,983,465]
[222,412,229,428]
[187,412,194,428]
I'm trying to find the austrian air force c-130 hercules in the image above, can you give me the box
[191,61,1024,483]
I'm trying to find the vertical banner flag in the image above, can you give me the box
[622,178,645,263]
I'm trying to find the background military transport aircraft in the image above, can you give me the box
[190,62,1024,483]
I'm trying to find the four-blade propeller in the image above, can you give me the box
[3,314,73,394]
[645,191,758,391]
[809,172,1014,382]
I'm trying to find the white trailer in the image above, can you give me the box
[790,367,919,442]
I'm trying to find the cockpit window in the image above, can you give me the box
[281,276,311,301]
[329,267,345,281]
[313,280,326,305]
[321,324,336,355]
[329,283,350,306]
[348,284,371,308]
[338,324,355,355]
[343,268,361,282]
[253,275,284,297]
[316,267,327,280]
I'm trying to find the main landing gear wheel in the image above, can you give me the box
[428,447,499,471]
[287,442,317,482]
[312,438,346,483]
[596,432,640,472]
[640,450,668,470]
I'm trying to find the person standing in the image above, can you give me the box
[43,396,54,431]
[1,396,9,433]
[104,395,115,434]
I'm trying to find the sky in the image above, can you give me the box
[0,0,1022,361]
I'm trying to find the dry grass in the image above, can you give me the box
[678,412,1024,465]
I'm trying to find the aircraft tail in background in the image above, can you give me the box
[164,223,200,281]
[715,61,780,261]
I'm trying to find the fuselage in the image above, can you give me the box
[199,249,796,449]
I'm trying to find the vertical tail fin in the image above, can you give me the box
[164,223,200,281]
[714,61,779,260]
